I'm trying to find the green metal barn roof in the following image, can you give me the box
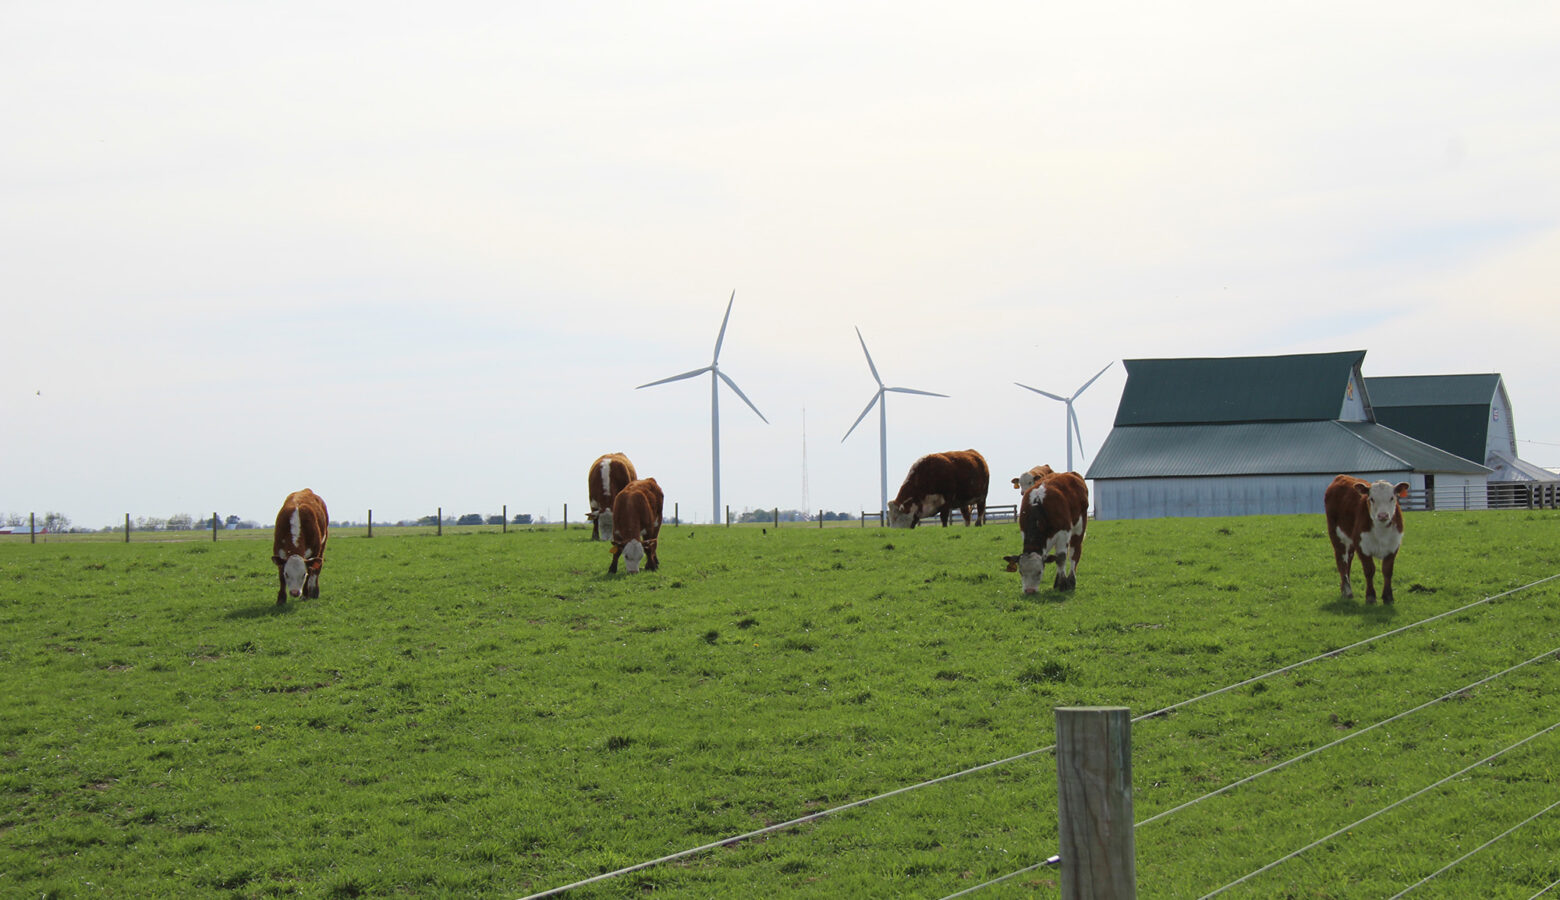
[1114,350,1366,426]
[1366,374,1502,465]
[1366,374,1501,407]
[1086,421,1492,479]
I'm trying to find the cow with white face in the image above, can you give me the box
[609,477,663,575]
[1011,464,1054,492]
[1324,474,1409,604]
[272,488,329,605]
[887,449,990,528]
[1002,471,1088,594]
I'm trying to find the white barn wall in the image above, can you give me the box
[1096,471,1492,519]
[1430,473,1490,510]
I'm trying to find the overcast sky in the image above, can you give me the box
[4,2,1558,529]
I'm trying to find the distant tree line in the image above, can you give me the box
[413,513,535,527]
[733,508,854,524]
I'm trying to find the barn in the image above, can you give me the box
[1365,373,1552,485]
[1085,351,1491,520]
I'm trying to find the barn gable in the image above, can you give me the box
[1087,351,1490,520]
[1366,373,1550,483]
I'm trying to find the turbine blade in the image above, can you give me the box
[716,370,768,424]
[636,366,712,389]
[1072,361,1114,398]
[885,386,949,398]
[855,327,884,386]
[1069,405,1086,461]
[1015,382,1067,403]
[841,392,882,442]
[712,290,736,363]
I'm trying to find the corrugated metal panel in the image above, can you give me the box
[1366,374,1501,407]
[1115,351,1365,426]
[1369,405,1488,464]
[1094,474,1347,519]
[1339,422,1492,474]
[1086,421,1490,480]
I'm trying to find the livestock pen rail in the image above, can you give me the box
[1401,480,1560,512]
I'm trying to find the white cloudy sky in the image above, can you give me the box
[4,2,1558,529]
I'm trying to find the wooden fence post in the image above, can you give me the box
[674,503,678,527]
[725,505,731,527]
[819,509,823,529]
[437,507,442,537]
[774,508,779,528]
[503,504,507,534]
[124,513,130,543]
[563,503,567,530]
[1055,707,1136,900]
[368,509,373,539]
[212,512,218,542]
[30,512,36,544]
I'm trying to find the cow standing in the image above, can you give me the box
[609,477,663,574]
[1010,464,1055,492]
[1003,471,1088,593]
[272,489,329,605]
[886,449,990,528]
[1324,474,1409,604]
[587,453,638,541]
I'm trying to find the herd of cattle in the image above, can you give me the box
[264,457,1411,605]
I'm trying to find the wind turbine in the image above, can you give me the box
[841,327,948,515]
[1014,361,1113,472]
[637,291,768,524]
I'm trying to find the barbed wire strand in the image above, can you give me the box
[1198,717,1560,899]
[1528,875,1560,899]
[1136,646,1560,829]
[1386,798,1560,899]
[516,743,1060,900]
[523,574,1560,900]
[941,640,1560,900]
[937,856,1060,900]
[1133,573,1560,726]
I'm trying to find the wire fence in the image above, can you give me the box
[518,573,1560,899]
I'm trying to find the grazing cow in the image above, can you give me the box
[1324,474,1409,604]
[272,489,329,605]
[587,453,638,541]
[886,449,991,528]
[609,477,663,574]
[1003,471,1088,593]
[1011,464,1055,492]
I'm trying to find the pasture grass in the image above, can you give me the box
[2,510,1559,898]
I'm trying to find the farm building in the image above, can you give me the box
[1365,373,1552,484]
[1084,350,1491,520]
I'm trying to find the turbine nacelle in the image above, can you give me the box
[1015,361,1113,472]
[840,326,948,515]
[636,291,768,523]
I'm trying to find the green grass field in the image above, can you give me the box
[3,511,1559,898]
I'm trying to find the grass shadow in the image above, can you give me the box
[1319,595,1400,620]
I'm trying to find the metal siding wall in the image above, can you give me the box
[1095,476,1342,520]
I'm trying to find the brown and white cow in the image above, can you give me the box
[1003,471,1088,593]
[272,488,329,605]
[609,477,663,574]
[1010,464,1055,492]
[1324,474,1409,604]
[886,449,990,528]
[587,452,638,541]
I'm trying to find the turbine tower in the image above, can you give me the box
[841,327,948,515]
[637,291,768,524]
[1015,361,1113,472]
